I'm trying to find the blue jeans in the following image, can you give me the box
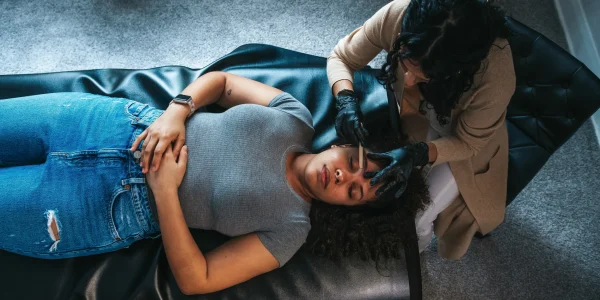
[0,92,162,259]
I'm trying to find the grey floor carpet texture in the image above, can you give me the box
[1,0,598,299]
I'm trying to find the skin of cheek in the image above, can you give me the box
[305,150,346,205]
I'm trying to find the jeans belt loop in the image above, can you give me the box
[122,178,146,186]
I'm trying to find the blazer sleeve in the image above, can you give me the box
[326,0,409,90]
[429,45,516,166]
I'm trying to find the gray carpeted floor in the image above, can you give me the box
[1,0,598,299]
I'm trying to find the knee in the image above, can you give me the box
[437,237,470,260]
[436,218,478,260]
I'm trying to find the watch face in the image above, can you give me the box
[175,94,192,102]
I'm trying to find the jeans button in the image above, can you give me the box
[124,185,131,190]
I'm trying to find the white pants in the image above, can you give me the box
[415,128,460,252]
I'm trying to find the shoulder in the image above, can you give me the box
[268,92,314,129]
[487,38,515,77]
[374,0,411,23]
[364,0,411,51]
[470,38,516,106]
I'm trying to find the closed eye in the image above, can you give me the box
[348,154,365,201]
[348,183,364,201]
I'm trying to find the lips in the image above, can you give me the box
[320,165,330,189]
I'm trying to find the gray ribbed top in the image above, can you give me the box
[177,93,314,266]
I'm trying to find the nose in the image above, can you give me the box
[404,71,419,87]
[334,168,364,185]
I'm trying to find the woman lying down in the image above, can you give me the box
[0,71,429,295]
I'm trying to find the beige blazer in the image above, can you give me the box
[326,0,516,234]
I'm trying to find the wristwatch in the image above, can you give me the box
[169,94,196,117]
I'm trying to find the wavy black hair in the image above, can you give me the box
[303,129,431,261]
[377,0,509,125]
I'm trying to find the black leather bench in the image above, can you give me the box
[0,17,598,300]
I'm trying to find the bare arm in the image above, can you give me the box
[154,189,279,295]
[173,71,284,118]
[131,71,284,173]
[327,1,407,95]
[149,146,279,295]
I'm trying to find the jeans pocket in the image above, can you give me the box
[124,101,149,119]
[109,188,143,241]
[43,149,138,252]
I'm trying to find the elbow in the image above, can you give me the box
[327,52,360,72]
[174,269,210,295]
[327,50,340,63]
[175,276,197,295]
[178,280,210,296]
[180,287,203,296]
[179,285,197,296]
[326,52,343,71]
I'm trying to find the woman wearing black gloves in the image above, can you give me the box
[327,0,515,259]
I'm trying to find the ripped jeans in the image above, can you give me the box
[0,93,162,259]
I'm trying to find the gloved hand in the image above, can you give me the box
[334,89,368,145]
[365,142,429,198]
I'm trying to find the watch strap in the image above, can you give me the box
[170,94,196,117]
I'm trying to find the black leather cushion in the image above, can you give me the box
[505,17,600,204]
[0,45,412,299]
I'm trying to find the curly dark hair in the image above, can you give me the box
[377,0,509,125]
[303,129,431,261]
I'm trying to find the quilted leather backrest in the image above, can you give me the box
[505,17,600,204]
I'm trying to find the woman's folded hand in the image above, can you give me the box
[131,105,188,173]
[146,145,188,195]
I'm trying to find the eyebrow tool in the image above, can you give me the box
[358,143,365,171]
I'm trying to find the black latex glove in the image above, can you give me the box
[365,142,429,198]
[334,89,368,145]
